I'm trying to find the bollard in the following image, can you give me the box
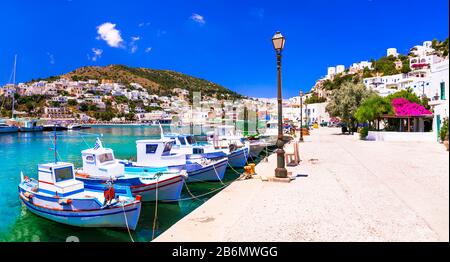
[243,166,252,179]
[248,163,256,175]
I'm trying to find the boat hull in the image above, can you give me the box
[19,126,44,132]
[78,174,185,203]
[0,127,19,133]
[249,143,266,158]
[19,191,141,230]
[186,158,228,183]
[228,147,249,168]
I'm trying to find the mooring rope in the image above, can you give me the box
[151,174,160,240]
[121,202,135,242]
[212,160,225,185]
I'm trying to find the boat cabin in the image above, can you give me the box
[81,147,124,179]
[135,138,186,168]
[38,162,84,197]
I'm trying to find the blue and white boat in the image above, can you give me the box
[165,130,250,168]
[0,123,19,133]
[75,139,187,202]
[18,162,142,230]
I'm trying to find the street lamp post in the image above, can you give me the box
[299,91,304,142]
[272,31,287,178]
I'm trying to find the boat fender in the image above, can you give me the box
[104,186,115,202]
[58,198,73,205]
[135,195,142,202]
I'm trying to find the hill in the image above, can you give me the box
[32,64,243,100]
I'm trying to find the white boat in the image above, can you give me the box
[18,161,141,230]
[124,138,229,183]
[67,123,91,130]
[165,131,249,168]
[75,139,187,202]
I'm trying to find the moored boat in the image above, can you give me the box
[19,119,43,132]
[43,124,68,131]
[75,139,187,202]
[124,138,229,183]
[18,162,142,230]
[0,123,19,133]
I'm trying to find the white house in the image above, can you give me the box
[429,59,449,141]
[387,48,398,57]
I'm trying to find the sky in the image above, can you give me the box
[0,0,449,98]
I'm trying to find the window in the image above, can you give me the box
[146,144,158,154]
[98,153,114,163]
[178,136,186,145]
[193,148,204,154]
[441,82,446,100]
[54,166,74,182]
[85,155,95,164]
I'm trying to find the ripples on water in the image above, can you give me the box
[0,126,259,242]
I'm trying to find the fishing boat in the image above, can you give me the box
[164,132,247,168]
[19,119,43,132]
[75,138,188,202]
[67,123,91,130]
[0,123,19,133]
[18,162,141,230]
[123,138,229,183]
[204,125,251,167]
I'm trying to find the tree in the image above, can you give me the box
[386,89,422,105]
[326,82,375,134]
[68,99,77,106]
[355,95,393,130]
[304,94,327,104]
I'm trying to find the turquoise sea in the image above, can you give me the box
[0,126,263,242]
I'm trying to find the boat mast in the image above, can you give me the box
[11,55,17,119]
[53,125,57,164]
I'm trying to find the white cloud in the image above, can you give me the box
[130,36,140,54]
[96,22,124,48]
[90,48,103,61]
[145,47,152,53]
[47,52,55,64]
[190,13,206,24]
[138,22,151,27]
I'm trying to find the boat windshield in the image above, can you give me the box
[186,135,196,145]
[162,142,173,156]
[98,153,114,163]
[178,136,186,145]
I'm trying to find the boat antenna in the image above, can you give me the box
[159,122,164,139]
[11,55,17,120]
[53,124,57,163]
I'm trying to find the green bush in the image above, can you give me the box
[359,126,369,140]
[440,118,449,142]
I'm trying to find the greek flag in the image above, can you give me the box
[93,137,103,150]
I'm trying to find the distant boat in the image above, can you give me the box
[67,124,91,130]
[42,124,68,131]
[0,123,19,133]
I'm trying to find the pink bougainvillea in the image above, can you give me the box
[391,98,432,117]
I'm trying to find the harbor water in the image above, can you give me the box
[0,125,264,242]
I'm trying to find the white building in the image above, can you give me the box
[410,41,435,57]
[429,59,449,141]
[410,55,443,70]
[327,67,336,79]
[387,48,398,57]
[336,65,345,74]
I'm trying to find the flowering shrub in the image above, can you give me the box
[391,98,432,116]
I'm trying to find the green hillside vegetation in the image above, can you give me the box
[29,65,243,101]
